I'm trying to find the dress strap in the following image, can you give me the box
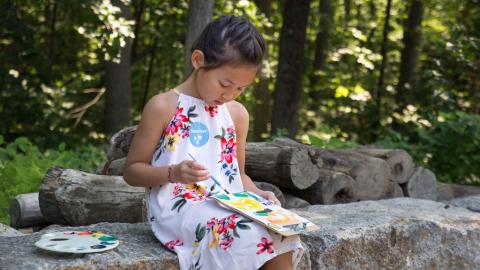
[172,88,181,96]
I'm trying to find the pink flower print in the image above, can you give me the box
[205,105,218,117]
[207,217,219,229]
[217,218,228,235]
[164,239,183,250]
[219,236,234,250]
[227,127,235,138]
[256,237,274,255]
[181,125,190,138]
[165,107,188,135]
[172,184,183,196]
[227,214,238,229]
[220,137,237,164]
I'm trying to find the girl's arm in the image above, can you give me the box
[227,101,281,205]
[123,92,209,187]
[123,93,175,187]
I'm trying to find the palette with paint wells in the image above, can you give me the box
[212,191,319,236]
[34,230,120,254]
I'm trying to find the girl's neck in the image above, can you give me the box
[175,71,201,99]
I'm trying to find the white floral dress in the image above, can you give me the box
[146,90,304,270]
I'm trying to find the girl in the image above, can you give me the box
[124,15,304,270]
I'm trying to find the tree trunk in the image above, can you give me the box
[245,142,320,190]
[401,166,437,200]
[9,193,48,229]
[273,138,395,203]
[370,0,393,141]
[104,0,133,136]
[396,0,424,111]
[344,0,351,29]
[356,147,414,184]
[271,0,311,138]
[183,0,214,78]
[252,0,273,141]
[39,167,145,225]
[310,0,333,83]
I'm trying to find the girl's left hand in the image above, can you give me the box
[258,190,281,206]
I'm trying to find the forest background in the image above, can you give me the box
[1,0,479,224]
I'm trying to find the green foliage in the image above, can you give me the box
[375,111,480,184]
[0,136,106,225]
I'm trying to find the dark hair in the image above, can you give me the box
[191,15,267,71]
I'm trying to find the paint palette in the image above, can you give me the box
[34,230,120,254]
[212,191,319,236]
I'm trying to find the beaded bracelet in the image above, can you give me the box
[167,165,174,183]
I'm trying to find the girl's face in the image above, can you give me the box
[192,50,257,106]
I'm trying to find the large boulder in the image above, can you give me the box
[449,194,480,213]
[0,223,24,237]
[1,198,479,270]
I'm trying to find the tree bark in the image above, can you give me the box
[271,0,311,138]
[9,193,48,229]
[309,0,333,88]
[401,166,437,200]
[183,0,214,78]
[39,167,145,225]
[396,0,424,111]
[245,142,320,190]
[370,0,393,141]
[253,0,272,141]
[356,147,414,184]
[104,0,133,136]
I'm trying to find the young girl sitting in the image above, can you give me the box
[124,15,304,270]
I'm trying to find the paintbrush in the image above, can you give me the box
[187,153,230,194]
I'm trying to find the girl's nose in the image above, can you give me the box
[221,92,234,100]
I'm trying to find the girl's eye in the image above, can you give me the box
[219,81,229,88]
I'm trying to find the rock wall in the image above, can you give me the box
[1,197,480,270]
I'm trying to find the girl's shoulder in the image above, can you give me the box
[141,90,179,127]
[226,101,249,133]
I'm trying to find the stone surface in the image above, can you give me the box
[0,222,179,270]
[283,192,311,209]
[296,197,480,270]
[1,198,480,270]
[0,223,24,237]
[449,194,480,213]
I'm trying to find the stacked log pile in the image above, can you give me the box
[8,126,477,229]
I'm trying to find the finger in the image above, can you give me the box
[189,161,206,170]
[188,167,210,177]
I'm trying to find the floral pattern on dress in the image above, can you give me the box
[154,103,198,161]
[215,126,238,184]
[192,214,253,255]
[205,105,218,117]
[171,183,218,212]
[164,239,184,250]
[256,237,274,255]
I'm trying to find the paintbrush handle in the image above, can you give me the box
[187,153,230,194]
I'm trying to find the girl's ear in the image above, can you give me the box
[191,50,205,70]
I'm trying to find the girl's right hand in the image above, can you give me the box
[171,160,210,184]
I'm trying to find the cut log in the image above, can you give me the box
[96,157,126,176]
[39,167,145,226]
[273,138,396,201]
[356,148,414,184]
[245,142,319,190]
[286,169,356,204]
[401,167,437,200]
[436,181,480,201]
[283,193,311,209]
[107,125,138,160]
[9,193,49,229]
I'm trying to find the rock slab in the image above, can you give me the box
[1,198,480,270]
